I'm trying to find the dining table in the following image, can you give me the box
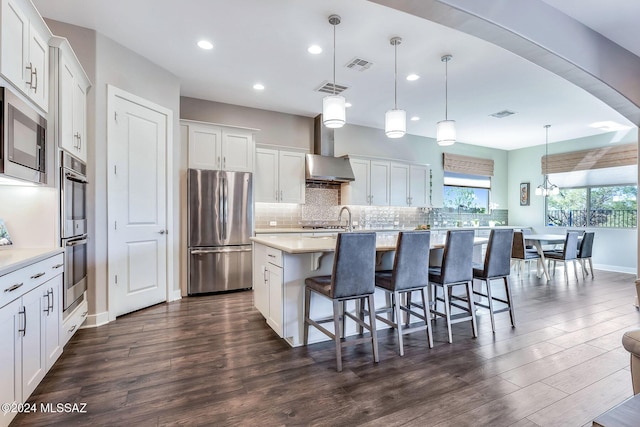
[524,234,569,281]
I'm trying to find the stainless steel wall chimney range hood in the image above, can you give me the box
[305,115,355,183]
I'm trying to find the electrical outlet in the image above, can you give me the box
[352,220,358,226]
[269,221,277,226]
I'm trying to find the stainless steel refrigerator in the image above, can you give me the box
[188,169,253,294]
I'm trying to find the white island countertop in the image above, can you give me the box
[251,234,487,254]
[0,247,64,277]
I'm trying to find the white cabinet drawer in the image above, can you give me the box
[0,253,64,309]
[266,247,282,267]
[62,298,87,346]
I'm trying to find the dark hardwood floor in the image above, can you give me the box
[11,267,640,427]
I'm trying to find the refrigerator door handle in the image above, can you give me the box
[223,175,229,240]
[191,247,252,255]
[218,176,224,242]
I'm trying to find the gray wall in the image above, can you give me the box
[46,20,182,322]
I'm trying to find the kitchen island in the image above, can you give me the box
[251,232,486,347]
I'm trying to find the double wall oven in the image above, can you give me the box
[60,151,88,314]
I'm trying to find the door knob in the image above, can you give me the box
[159,229,168,235]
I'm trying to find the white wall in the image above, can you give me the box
[46,20,182,321]
[508,128,638,273]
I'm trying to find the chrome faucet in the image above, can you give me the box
[338,206,353,232]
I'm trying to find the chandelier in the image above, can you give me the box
[535,124,559,196]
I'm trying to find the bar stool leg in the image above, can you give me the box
[333,299,342,372]
[394,290,404,356]
[421,287,433,348]
[466,281,478,338]
[443,284,453,344]
[368,294,379,363]
[485,278,496,333]
[303,287,311,345]
[504,276,515,327]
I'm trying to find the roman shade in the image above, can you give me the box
[541,143,637,174]
[443,153,494,176]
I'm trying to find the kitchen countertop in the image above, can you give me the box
[0,247,64,277]
[254,225,528,234]
[251,234,488,254]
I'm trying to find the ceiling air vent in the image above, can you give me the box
[345,57,373,72]
[490,110,516,119]
[316,81,348,95]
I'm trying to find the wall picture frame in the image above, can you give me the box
[520,182,530,206]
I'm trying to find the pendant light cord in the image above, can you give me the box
[444,58,448,120]
[332,23,336,95]
[394,42,398,109]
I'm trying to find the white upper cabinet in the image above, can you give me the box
[0,0,51,112]
[409,163,430,207]
[52,37,91,162]
[255,147,305,204]
[344,157,429,207]
[342,157,390,206]
[185,121,255,172]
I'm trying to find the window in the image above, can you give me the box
[443,172,490,213]
[546,184,637,228]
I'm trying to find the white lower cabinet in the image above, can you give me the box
[0,252,64,427]
[253,243,283,337]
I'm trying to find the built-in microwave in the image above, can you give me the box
[0,86,47,184]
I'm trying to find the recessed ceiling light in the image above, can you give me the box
[589,121,632,132]
[345,102,352,108]
[410,116,420,121]
[406,74,420,81]
[197,40,213,50]
[253,83,265,91]
[308,45,322,54]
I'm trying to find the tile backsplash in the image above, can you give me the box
[255,186,508,229]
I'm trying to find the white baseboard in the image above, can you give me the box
[593,264,636,275]
[83,311,110,328]
[169,289,182,302]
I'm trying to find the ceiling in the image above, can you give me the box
[32,0,638,150]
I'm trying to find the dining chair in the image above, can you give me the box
[303,232,378,372]
[374,231,433,356]
[577,231,595,278]
[473,229,515,332]
[511,231,541,277]
[543,231,579,281]
[429,229,476,344]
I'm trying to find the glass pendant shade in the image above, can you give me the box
[322,95,346,128]
[385,109,406,138]
[536,125,558,197]
[436,120,456,146]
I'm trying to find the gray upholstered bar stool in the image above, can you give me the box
[303,232,378,372]
[577,231,595,278]
[623,329,640,395]
[374,231,433,356]
[429,229,476,344]
[473,229,515,333]
[543,231,579,281]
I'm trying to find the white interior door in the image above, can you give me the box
[107,87,171,319]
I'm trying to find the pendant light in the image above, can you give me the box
[436,54,456,146]
[322,14,345,129]
[385,37,406,138]
[535,124,560,196]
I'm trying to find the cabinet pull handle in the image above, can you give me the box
[30,272,46,279]
[263,267,268,282]
[4,283,23,293]
[49,289,54,312]
[52,263,64,269]
[43,293,50,314]
[280,190,283,201]
[68,325,77,333]
[32,67,38,93]
[82,311,88,317]
[268,254,276,258]
[223,157,226,169]
[275,190,278,201]
[218,156,221,168]
[25,62,34,87]
[19,307,26,336]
